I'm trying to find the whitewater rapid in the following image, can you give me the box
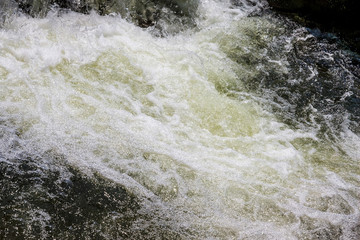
[1,0,359,239]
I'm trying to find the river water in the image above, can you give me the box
[0,0,359,239]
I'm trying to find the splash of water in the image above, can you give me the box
[0,0,359,238]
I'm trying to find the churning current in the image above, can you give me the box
[0,0,359,239]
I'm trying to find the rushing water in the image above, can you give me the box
[1,0,360,239]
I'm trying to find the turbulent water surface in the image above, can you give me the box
[1,0,360,239]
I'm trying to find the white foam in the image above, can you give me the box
[0,1,359,238]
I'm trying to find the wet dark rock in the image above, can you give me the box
[15,0,155,25]
[267,0,360,52]
[0,155,134,239]
[13,0,198,29]
[0,151,187,239]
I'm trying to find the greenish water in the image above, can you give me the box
[0,0,359,239]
